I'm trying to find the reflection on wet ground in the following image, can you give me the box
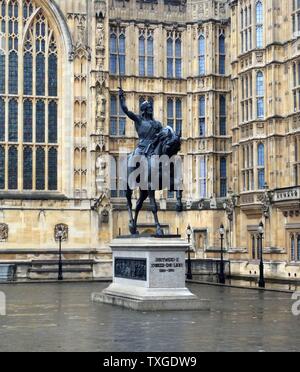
[0,282,299,352]
[192,275,300,292]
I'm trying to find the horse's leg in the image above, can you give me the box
[149,190,164,236]
[133,190,148,234]
[126,187,136,235]
[176,190,183,212]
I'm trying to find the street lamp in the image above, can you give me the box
[186,225,193,280]
[258,221,265,288]
[219,224,226,284]
[57,226,64,281]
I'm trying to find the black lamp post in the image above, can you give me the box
[258,221,265,288]
[57,227,64,281]
[186,225,193,280]
[219,224,226,284]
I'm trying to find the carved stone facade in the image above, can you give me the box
[0,0,300,282]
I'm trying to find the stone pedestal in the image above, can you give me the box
[92,237,210,311]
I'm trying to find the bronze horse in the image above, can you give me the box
[119,89,183,236]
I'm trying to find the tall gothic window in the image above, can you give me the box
[167,98,182,134]
[256,1,263,48]
[167,33,182,79]
[199,156,207,198]
[219,95,226,136]
[110,28,125,75]
[219,34,225,75]
[110,95,126,136]
[198,34,205,76]
[199,96,206,137]
[293,0,300,35]
[0,0,58,192]
[256,71,264,118]
[240,5,252,53]
[257,143,265,189]
[220,157,227,197]
[139,30,154,77]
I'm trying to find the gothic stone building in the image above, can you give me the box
[0,0,300,281]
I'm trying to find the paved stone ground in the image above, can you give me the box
[0,282,299,352]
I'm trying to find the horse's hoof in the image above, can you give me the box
[156,226,164,237]
[129,221,138,235]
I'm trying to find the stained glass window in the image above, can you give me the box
[0,97,5,141]
[48,147,57,190]
[8,98,18,142]
[0,1,59,191]
[9,51,18,94]
[48,101,57,143]
[36,147,45,190]
[48,52,57,96]
[23,99,32,142]
[23,146,32,190]
[36,100,45,143]
[0,53,5,94]
[36,53,45,96]
[0,145,4,189]
[24,52,33,95]
[8,146,18,189]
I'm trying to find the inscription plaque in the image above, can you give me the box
[115,258,147,281]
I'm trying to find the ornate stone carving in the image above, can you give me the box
[223,190,238,222]
[54,224,69,242]
[101,209,109,224]
[0,223,8,242]
[96,153,108,194]
[261,184,273,219]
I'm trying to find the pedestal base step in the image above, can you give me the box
[92,292,210,312]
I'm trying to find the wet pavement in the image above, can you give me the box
[0,282,299,352]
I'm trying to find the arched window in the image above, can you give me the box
[110,30,126,75]
[198,35,205,76]
[167,34,182,78]
[256,71,264,118]
[175,38,182,78]
[297,235,300,261]
[166,98,182,134]
[219,34,225,75]
[257,143,265,189]
[220,157,227,197]
[199,156,207,198]
[109,33,117,74]
[138,31,154,77]
[219,95,226,135]
[0,0,59,192]
[291,235,295,262]
[109,95,126,136]
[167,37,173,78]
[256,1,263,48]
[139,35,145,76]
[199,96,205,137]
